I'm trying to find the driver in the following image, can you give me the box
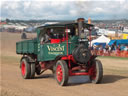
[41,28,54,44]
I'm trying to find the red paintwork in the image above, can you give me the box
[61,55,76,68]
[56,65,63,82]
[51,39,61,43]
[69,70,89,76]
[69,63,96,76]
[21,61,25,76]
[61,55,76,63]
[39,55,96,77]
[61,55,95,76]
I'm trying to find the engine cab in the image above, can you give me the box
[37,18,93,62]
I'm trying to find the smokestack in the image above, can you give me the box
[77,18,85,38]
[88,17,91,24]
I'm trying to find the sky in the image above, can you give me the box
[0,0,128,20]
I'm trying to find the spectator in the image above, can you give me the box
[99,45,103,55]
[120,44,125,51]
[117,45,121,51]
[110,44,115,52]
[105,44,109,52]
[124,45,128,51]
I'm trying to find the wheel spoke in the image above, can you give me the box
[56,65,63,82]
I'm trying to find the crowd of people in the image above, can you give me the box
[91,44,128,57]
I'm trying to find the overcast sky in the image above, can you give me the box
[0,0,128,20]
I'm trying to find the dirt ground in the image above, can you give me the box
[0,32,128,96]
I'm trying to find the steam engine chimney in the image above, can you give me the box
[88,17,91,24]
[77,18,85,38]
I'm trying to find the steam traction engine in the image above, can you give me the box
[16,18,103,86]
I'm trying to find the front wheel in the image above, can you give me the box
[55,60,69,86]
[89,59,103,84]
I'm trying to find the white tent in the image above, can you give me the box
[91,35,110,46]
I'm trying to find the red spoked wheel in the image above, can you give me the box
[89,59,103,84]
[21,61,26,76]
[20,58,31,79]
[55,60,69,86]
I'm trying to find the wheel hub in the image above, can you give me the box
[56,65,63,82]
[57,71,60,75]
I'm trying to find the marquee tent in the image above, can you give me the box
[91,35,110,46]
[108,39,128,46]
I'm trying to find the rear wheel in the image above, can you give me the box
[55,60,69,86]
[21,58,31,79]
[89,59,103,84]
